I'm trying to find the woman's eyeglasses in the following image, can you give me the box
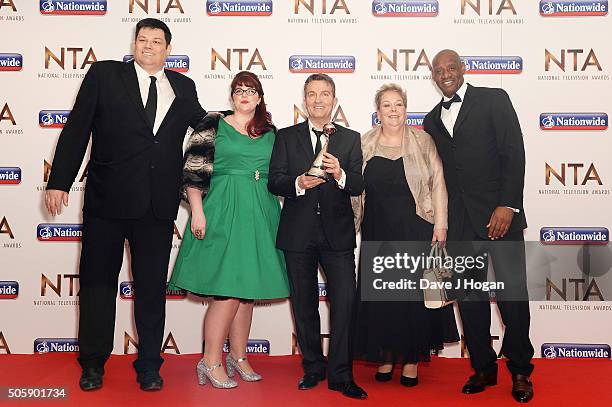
[233,88,258,96]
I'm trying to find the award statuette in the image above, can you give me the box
[306,122,336,180]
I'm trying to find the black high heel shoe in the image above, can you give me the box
[400,375,418,387]
[375,371,393,382]
[400,363,418,387]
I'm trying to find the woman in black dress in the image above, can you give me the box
[353,83,459,386]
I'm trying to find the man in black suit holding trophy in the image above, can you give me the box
[268,74,366,399]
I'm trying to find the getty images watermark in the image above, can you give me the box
[359,240,612,302]
[371,249,496,291]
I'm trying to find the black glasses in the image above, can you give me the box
[233,88,258,96]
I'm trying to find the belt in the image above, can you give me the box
[213,169,268,181]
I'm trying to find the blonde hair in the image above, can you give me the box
[374,83,407,109]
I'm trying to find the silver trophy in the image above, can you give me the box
[306,122,336,180]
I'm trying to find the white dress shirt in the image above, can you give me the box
[295,121,346,196]
[440,81,468,138]
[439,82,519,213]
[134,61,175,135]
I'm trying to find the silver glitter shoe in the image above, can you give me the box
[196,358,238,389]
[226,354,262,382]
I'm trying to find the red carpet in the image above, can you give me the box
[0,354,610,406]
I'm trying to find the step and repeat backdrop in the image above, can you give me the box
[1,1,611,361]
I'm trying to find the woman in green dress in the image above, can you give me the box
[169,71,289,389]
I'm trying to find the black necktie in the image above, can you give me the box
[144,76,157,128]
[313,129,323,155]
[441,94,461,110]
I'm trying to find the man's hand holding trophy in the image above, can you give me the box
[299,123,339,190]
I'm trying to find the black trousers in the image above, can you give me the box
[283,216,356,385]
[77,208,173,373]
[456,209,534,376]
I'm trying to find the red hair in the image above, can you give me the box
[230,71,274,138]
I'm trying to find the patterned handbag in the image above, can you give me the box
[422,242,456,309]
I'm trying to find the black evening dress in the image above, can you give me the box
[355,152,459,364]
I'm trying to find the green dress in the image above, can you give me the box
[169,118,290,299]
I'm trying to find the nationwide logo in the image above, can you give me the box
[120,281,187,300]
[542,343,611,359]
[39,0,107,15]
[223,339,270,354]
[0,281,19,299]
[540,113,608,130]
[461,56,523,74]
[371,112,425,128]
[123,55,189,72]
[540,0,608,16]
[0,167,21,185]
[39,110,70,128]
[37,224,82,241]
[289,55,355,73]
[0,53,23,71]
[540,227,609,245]
[319,282,327,300]
[34,338,79,353]
[207,0,273,16]
[372,0,439,16]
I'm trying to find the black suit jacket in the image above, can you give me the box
[268,121,364,251]
[423,84,527,240]
[47,60,205,220]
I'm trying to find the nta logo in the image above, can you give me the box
[545,49,602,72]
[45,47,97,70]
[461,0,516,15]
[293,0,350,14]
[129,0,184,13]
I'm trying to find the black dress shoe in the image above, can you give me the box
[137,371,164,391]
[461,371,497,394]
[400,375,418,387]
[375,371,393,382]
[328,381,368,399]
[512,374,534,403]
[298,374,323,390]
[79,367,104,391]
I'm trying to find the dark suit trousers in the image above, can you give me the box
[456,209,534,376]
[283,215,356,384]
[77,208,173,374]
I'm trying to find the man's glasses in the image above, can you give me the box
[233,88,258,96]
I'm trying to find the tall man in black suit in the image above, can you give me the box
[424,50,534,403]
[44,19,205,392]
[268,74,367,399]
